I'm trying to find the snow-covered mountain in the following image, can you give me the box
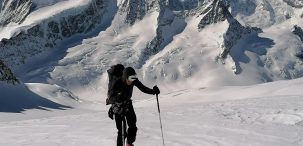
[1,1,303,146]
[0,0,302,98]
[0,0,115,67]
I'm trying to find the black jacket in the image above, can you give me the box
[106,78,155,105]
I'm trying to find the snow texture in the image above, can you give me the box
[0,1,303,145]
[1,76,303,145]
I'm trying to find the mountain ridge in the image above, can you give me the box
[0,0,302,98]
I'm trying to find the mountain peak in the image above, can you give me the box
[0,0,303,94]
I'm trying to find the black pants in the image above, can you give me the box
[115,103,137,146]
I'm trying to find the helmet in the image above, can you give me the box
[122,67,136,81]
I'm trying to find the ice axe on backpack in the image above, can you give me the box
[156,93,165,146]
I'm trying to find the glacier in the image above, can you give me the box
[0,0,303,145]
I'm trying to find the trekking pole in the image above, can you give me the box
[122,116,127,146]
[156,94,165,146]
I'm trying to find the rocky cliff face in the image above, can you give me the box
[283,0,303,8]
[219,5,263,59]
[198,0,227,30]
[136,0,188,67]
[0,0,110,68]
[119,0,160,25]
[293,25,303,42]
[198,0,263,74]
[168,0,200,11]
[120,0,147,25]
[293,25,303,59]
[0,0,32,26]
[0,59,19,84]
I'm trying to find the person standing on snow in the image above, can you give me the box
[107,67,160,146]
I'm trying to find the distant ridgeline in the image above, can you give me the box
[0,60,19,84]
[0,0,302,84]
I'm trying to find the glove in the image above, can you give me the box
[153,86,160,95]
[108,106,114,120]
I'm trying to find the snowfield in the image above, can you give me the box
[0,78,303,146]
[1,0,303,145]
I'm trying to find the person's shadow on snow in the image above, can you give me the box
[0,84,71,113]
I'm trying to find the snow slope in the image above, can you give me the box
[0,0,91,40]
[0,82,77,113]
[0,77,303,146]
[0,0,302,101]
[0,1,303,145]
[44,4,303,101]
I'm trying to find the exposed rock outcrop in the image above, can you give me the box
[283,0,303,8]
[137,0,187,67]
[293,25,303,59]
[0,0,110,68]
[0,0,32,26]
[198,0,227,30]
[293,25,303,42]
[0,59,19,84]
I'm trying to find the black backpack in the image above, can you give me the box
[106,64,125,105]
